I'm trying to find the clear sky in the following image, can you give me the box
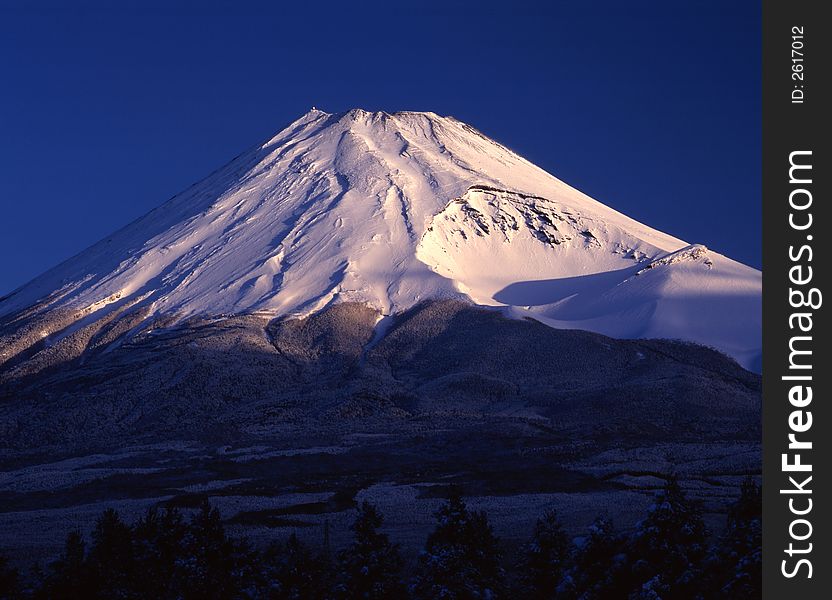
[0,0,761,295]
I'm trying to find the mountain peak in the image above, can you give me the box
[0,109,760,369]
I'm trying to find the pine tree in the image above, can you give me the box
[179,500,241,600]
[87,509,136,598]
[628,477,708,599]
[0,553,20,600]
[132,507,188,598]
[709,477,761,598]
[520,509,573,599]
[412,493,505,600]
[37,529,95,599]
[261,533,333,599]
[336,501,405,599]
[569,516,627,599]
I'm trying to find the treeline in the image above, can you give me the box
[0,477,760,599]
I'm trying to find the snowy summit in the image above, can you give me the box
[0,108,761,369]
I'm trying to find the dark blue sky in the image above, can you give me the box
[0,0,760,295]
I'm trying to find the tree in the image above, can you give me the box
[36,529,95,599]
[569,516,628,599]
[336,501,404,599]
[708,477,761,598]
[179,500,243,600]
[261,533,333,599]
[519,510,573,599]
[87,509,136,598]
[628,477,708,599]
[132,507,189,598]
[0,553,20,600]
[412,493,505,599]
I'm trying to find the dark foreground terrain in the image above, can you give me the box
[0,301,760,567]
[1,477,762,599]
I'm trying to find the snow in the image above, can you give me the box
[0,108,761,369]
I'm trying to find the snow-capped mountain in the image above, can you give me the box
[0,108,761,370]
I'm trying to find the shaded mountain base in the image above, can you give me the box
[0,300,760,558]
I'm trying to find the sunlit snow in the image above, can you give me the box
[0,108,761,369]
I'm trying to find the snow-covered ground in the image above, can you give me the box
[0,108,761,369]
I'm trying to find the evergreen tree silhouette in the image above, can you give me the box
[569,516,628,599]
[261,532,333,599]
[520,509,573,599]
[707,477,761,598]
[87,509,136,598]
[0,553,20,600]
[132,507,189,598]
[628,477,708,599]
[336,501,405,599]
[180,500,241,600]
[37,529,94,599]
[412,493,505,599]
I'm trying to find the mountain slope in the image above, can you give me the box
[0,108,760,369]
[0,300,761,562]
[0,300,760,449]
